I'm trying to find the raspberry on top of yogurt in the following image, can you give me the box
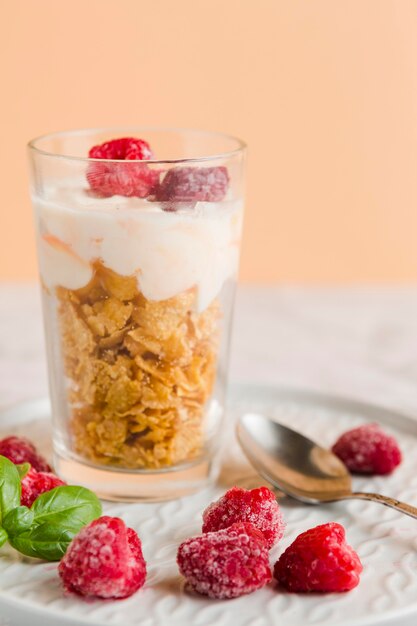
[155,166,229,203]
[87,137,159,198]
[86,137,230,204]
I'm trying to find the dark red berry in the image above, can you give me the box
[59,516,146,599]
[87,137,159,198]
[0,436,51,472]
[177,522,271,599]
[202,486,285,549]
[274,522,362,593]
[21,467,66,507]
[155,166,229,202]
[332,423,402,475]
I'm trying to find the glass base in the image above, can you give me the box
[54,449,219,502]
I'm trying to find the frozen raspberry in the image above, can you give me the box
[274,522,362,593]
[177,522,271,599]
[0,436,51,472]
[20,467,66,507]
[202,486,285,549]
[89,137,153,161]
[87,137,159,198]
[59,516,146,599]
[155,166,229,202]
[332,423,402,475]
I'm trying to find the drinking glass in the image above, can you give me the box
[28,128,246,501]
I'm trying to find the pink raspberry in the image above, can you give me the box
[0,436,51,472]
[274,522,362,593]
[202,486,285,549]
[155,166,229,202]
[59,516,146,599]
[177,522,271,599]
[21,467,66,507]
[87,137,159,198]
[332,423,402,475]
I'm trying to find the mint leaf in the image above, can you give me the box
[0,528,8,548]
[15,463,31,480]
[31,485,102,530]
[8,523,76,561]
[3,506,34,536]
[0,455,21,524]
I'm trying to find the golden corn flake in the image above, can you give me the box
[98,265,138,301]
[132,290,195,340]
[82,298,133,337]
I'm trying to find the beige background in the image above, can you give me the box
[1,0,417,283]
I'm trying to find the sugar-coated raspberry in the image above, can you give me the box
[21,467,66,507]
[0,436,51,472]
[155,166,229,202]
[274,522,362,593]
[177,522,271,599]
[87,137,159,198]
[332,423,402,475]
[89,137,153,161]
[202,486,285,549]
[59,516,146,599]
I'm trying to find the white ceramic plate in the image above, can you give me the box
[1,384,417,626]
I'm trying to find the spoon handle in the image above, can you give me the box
[351,492,417,520]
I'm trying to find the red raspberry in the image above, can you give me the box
[177,522,271,599]
[202,486,285,549]
[332,423,402,475]
[0,436,51,472]
[274,523,362,593]
[87,137,159,198]
[21,467,66,507]
[155,166,229,202]
[59,516,146,599]
[88,137,153,161]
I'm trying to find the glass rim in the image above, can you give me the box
[27,126,247,164]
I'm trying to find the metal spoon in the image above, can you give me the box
[237,413,417,519]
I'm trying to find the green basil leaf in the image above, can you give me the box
[0,455,21,524]
[15,463,31,480]
[3,506,34,536]
[9,523,76,561]
[31,485,102,530]
[0,527,8,548]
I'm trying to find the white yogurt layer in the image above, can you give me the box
[34,183,243,312]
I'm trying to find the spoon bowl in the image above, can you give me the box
[237,413,417,519]
[237,413,352,502]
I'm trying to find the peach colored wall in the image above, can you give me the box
[1,0,417,283]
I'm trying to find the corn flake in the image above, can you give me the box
[57,262,220,469]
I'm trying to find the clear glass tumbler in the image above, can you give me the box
[28,128,246,501]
